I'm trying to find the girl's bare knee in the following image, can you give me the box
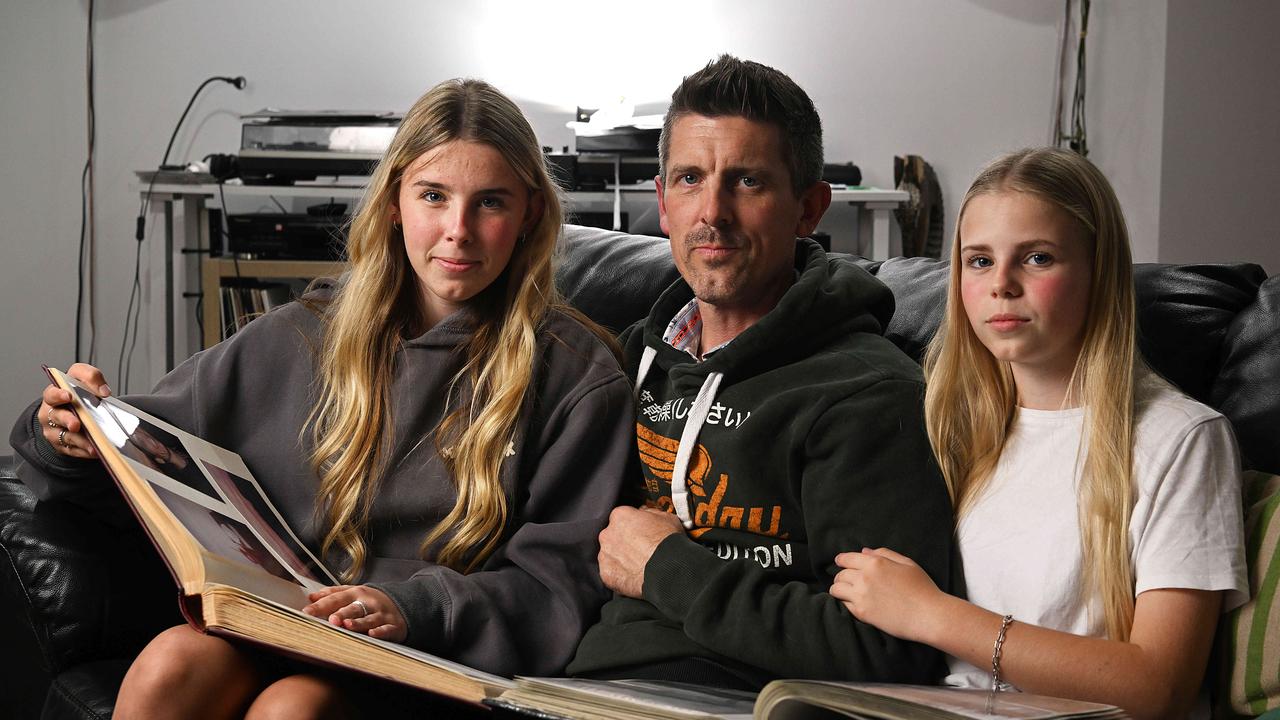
[115,625,257,720]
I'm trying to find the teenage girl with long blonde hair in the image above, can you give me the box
[830,148,1246,719]
[20,79,634,719]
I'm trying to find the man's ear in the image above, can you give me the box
[794,181,832,238]
[655,174,670,237]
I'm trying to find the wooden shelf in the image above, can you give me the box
[201,258,345,348]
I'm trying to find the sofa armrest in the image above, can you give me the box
[0,472,181,676]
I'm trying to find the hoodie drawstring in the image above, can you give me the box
[634,346,723,530]
[634,346,657,401]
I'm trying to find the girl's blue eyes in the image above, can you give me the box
[419,191,503,209]
[965,253,1054,269]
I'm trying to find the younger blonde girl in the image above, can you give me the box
[831,148,1246,720]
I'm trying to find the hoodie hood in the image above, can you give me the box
[640,238,895,394]
[303,278,478,351]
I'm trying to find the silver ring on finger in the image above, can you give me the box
[47,408,58,429]
[58,429,69,447]
[351,599,369,618]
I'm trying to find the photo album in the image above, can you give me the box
[47,367,510,706]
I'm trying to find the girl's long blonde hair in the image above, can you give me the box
[924,147,1142,640]
[306,79,581,578]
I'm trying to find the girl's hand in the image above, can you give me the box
[303,585,408,643]
[40,363,112,460]
[830,547,946,644]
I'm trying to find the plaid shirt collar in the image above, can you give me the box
[661,297,732,361]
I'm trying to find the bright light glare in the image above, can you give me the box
[463,0,730,111]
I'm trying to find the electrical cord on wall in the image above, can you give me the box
[117,228,147,394]
[76,0,97,364]
[1053,0,1090,156]
[1051,0,1069,145]
[1067,0,1090,157]
[121,74,246,391]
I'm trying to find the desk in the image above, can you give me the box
[832,187,908,259]
[563,184,907,259]
[140,181,905,368]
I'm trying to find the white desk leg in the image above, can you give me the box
[867,202,897,260]
[612,155,623,231]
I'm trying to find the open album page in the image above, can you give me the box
[57,371,336,596]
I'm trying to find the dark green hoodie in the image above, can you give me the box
[568,238,953,686]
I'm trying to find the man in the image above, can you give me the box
[566,56,954,689]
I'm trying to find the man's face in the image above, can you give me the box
[657,114,826,313]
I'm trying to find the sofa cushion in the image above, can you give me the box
[1133,263,1267,407]
[866,256,949,363]
[1221,471,1280,717]
[558,225,681,335]
[1213,274,1280,475]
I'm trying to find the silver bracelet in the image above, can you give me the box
[991,614,1014,692]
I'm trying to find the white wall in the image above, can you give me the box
[0,0,1227,424]
[0,2,89,426]
[1160,0,1280,268]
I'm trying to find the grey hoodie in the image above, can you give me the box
[11,286,635,677]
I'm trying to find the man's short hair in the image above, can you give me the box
[659,55,824,197]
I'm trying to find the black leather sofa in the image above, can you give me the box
[3,224,1278,719]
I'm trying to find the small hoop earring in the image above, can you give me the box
[517,233,526,245]
[392,220,402,231]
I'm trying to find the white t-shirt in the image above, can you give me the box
[944,374,1248,691]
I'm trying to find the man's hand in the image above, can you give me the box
[598,506,685,598]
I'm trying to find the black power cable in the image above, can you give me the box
[159,76,246,170]
[135,75,246,241]
[1055,0,1091,156]
[120,74,246,391]
[76,0,96,363]
[118,230,146,392]
[1067,0,1091,157]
